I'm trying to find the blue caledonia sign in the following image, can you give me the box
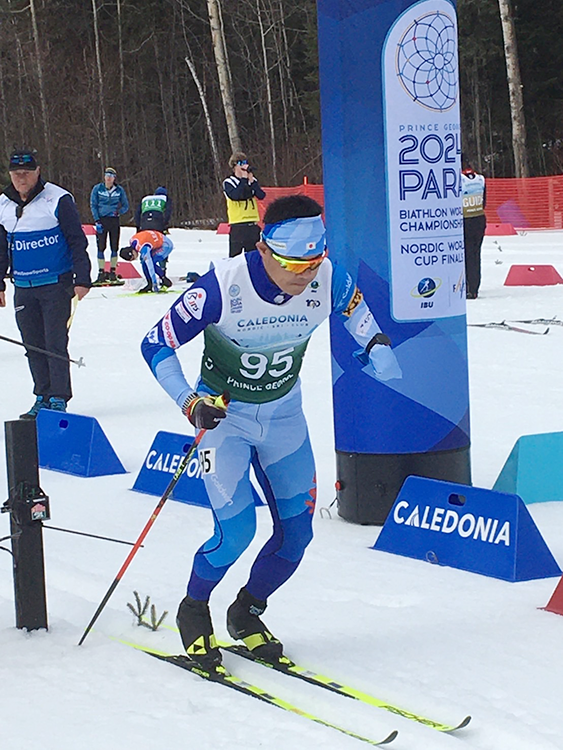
[374,477,562,582]
[317,0,471,523]
[133,431,264,509]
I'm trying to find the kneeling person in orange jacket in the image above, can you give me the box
[120,230,174,293]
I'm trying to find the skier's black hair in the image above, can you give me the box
[263,195,323,225]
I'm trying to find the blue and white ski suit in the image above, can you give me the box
[142,250,399,601]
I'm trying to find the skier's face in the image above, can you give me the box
[257,241,322,296]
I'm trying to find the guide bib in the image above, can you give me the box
[461,173,486,218]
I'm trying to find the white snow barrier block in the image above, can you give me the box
[373,476,561,582]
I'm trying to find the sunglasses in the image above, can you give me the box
[270,247,328,274]
[10,154,35,165]
[236,159,249,166]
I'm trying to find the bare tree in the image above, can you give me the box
[256,0,278,184]
[29,0,52,168]
[91,0,109,166]
[497,0,529,177]
[184,55,223,184]
[177,0,223,184]
[207,0,242,154]
[116,0,127,167]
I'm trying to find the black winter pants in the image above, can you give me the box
[463,215,486,297]
[229,222,261,258]
[14,280,74,401]
[96,215,121,257]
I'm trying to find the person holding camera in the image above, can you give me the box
[223,152,266,258]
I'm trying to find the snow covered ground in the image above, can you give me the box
[1,228,562,750]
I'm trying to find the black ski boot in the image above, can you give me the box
[137,283,152,294]
[176,595,222,671]
[161,276,172,288]
[92,269,106,286]
[226,587,283,661]
[108,270,124,285]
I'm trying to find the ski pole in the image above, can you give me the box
[77,392,229,646]
[77,428,206,645]
[67,295,79,330]
[0,333,85,367]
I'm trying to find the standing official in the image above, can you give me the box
[0,149,91,417]
[223,152,266,257]
[461,157,487,299]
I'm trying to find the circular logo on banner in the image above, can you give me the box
[396,11,458,112]
[411,277,441,299]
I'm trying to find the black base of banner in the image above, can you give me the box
[335,446,471,525]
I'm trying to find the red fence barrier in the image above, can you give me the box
[483,176,563,230]
[257,184,325,221]
[259,176,563,230]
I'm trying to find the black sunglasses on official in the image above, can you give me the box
[10,154,35,166]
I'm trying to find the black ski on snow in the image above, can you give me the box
[220,642,471,734]
[124,642,398,746]
[468,321,550,335]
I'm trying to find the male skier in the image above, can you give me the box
[141,195,401,670]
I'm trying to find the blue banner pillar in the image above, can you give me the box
[318,0,471,524]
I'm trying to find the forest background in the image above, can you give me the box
[0,0,561,224]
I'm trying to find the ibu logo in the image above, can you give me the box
[411,277,440,298]
[410,277,442,309]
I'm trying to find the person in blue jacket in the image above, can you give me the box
[0,149,91,417]
[90,167,129,285]
[141,195,401,671]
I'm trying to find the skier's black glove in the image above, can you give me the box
[182,392,228,430]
